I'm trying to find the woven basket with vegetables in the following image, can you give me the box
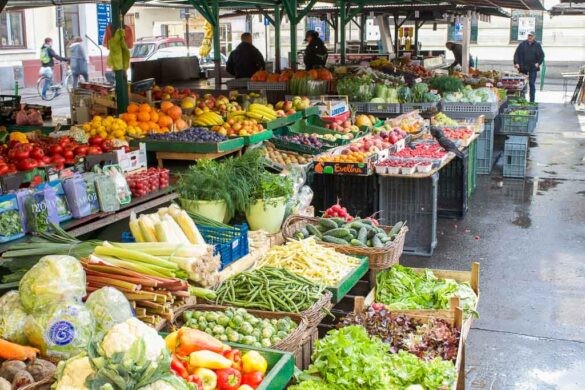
[282,215,408,270]
[169,304,307,354]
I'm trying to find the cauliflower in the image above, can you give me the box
[102,318,165,362]
[138,376,191,390]
[53,356,95,390]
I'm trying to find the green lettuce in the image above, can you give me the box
[0,290,28,344]
[85,287,134,336]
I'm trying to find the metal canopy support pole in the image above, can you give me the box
[274,6,281,72]
[284,0,298,69]
[339,0,346,64]
[414,20,425,57]
[0,0,7,14]
[211,0,222,87]
[111,0,130,113]
[376,14,391,54]
[393,13,409,56]
[360,13,366,53]
[461,11,471,73]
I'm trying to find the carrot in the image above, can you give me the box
[0,339,39,360]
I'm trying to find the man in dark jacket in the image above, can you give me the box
[226,33,265,79]
[303,30,328,70]
[513,32,545,102]
[39,37,69,99]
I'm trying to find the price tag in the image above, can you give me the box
[485,83,493,87]
[415,78,422,83]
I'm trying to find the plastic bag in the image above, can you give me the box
[103,165,131,205]
[82,172,100,213]
[15,104,29,125]
[27,109,43,125]
[94,174,120,212]
[0,193,25,243]
[85,286,134,336]
[24,185,60,233]
[19,255,86,312]
[62,174,92,218]
[37,180,73,223]
[0,291,29,344]
[24,301,94,359]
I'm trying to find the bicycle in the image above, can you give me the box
[36,64,73,101]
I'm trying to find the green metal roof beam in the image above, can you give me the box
[224,0,278,6]
[0,0,7,13]
[121,0,136,14]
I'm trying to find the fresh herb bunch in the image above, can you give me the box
[338,305,461,361]
[249,171,293,207]
[0,209,23,237]
[428,76,464,94]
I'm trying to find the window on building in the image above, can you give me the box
[63,5,80,47]
[0,10,26,48]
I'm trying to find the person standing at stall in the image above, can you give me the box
[69,37,89,89]
[303,30,328,70]
[226,33,265,79]
[513,31,545,103]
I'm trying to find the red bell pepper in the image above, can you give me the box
[222,349,242,371]
[170,354,189,379]
[241,372,264,389]
[216,368,242,390]
[174,327,229,357]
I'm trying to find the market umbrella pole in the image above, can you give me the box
[112,0,130,113]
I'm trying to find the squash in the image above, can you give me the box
[318,69,333,81]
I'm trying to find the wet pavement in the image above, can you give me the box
[403,91,585,389]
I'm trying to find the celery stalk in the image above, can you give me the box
[94,245,179,270]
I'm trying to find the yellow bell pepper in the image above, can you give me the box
[189,350,233,370]
[241,350,267,375]
[9,132,28,144]
[165,331,179,352]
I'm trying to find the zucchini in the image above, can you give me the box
[323,228,352,238]
[357,227,368,244]
[350,239,367,247]
[319,218,338,230]
[372,235,384,248]
[306,224,322,238]
[322,236,350,245]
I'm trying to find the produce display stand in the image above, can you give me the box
[234,344,295,390]
[130,137,245,154]
[0,188,177,253]
[153,148,243,168]
[327,255,369,304]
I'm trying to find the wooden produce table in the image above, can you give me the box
[155,149,242,168]
[0,188,177,253]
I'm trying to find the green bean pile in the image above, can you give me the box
[215,267,326,312]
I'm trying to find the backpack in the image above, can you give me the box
[40,46,50,64]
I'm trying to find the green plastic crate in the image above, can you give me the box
[241,129,274,145]
[272,126,336,155]
[467,139,477,196]
[327,256,369,303]
[301,106,320,118]
[130,137,244,153]
[264,111,303,130]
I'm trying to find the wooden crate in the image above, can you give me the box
[365,262,480,342]
[293,326,319,370]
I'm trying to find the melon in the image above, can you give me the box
[355,114,373,127]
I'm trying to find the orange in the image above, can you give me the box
[151,123,160,132]
[139,103,151,112]
[167,106,182,121]
[125,113,137,123]
[160,101,174,113]
[128,120,138,127]
[160,126,169,133]
[127,103,139,113]
[137,111,151,122]
[149,111,159,123]
[147,121,158,131]
[139,122,150,132]
[158,115,173,128]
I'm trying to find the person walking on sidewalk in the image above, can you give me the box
[69,37,88,89]
[513,31,545,102]
[39,37,69,99]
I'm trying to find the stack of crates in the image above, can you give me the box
[310,173,379,218]
[437,152,469,219]
[503,136,529,178]
[476,119,495,174]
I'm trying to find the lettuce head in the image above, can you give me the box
[85,287,134,336]
[0,290,29,344]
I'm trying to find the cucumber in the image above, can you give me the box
[293,232,305,240]
[361,219,374,226]
[306,224,322,238]
[349,228,358,238]
[367,229,377,239]
[367,239,372,247]
[372,235,384,248]
[350,222,371,230]
[350,239,367,247]
[389,221,404,237]
[357,227,368,244]
[323,236,349,245]
[300,227,310,237]
[319,218,338,230]
[323,228,352,238]
[328,217,346,226]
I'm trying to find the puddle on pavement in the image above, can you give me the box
[512,207,532,228]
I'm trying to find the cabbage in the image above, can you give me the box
[0,291,28,344]
[85,287,134,335]
[19,255,86,312]
[24,301,94,359]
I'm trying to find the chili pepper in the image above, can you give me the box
[171,354,189,379]
[175,327,230,357]
[241,371,264,389]
[189,350,233,370]
[216,367,242,390]
[241,351,267,375]
[222,349,242,371]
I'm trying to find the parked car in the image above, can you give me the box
[131,36,186,59]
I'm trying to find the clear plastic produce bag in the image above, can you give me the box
[85,286,134,336]
[0,290,29,344]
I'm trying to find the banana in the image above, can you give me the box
[246,112,270,121]
[228,110,246,118]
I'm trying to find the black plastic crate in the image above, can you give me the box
[378,174,438,256]
[310,173,379,218]
[437,152,469,219]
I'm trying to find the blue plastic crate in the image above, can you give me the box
[503,136,529,178]
[120,224,249,270]
[198,224,249,270]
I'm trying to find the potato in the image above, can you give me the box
[0,361,26,383]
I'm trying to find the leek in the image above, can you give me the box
[94,245,179,270]
[110,242,207,258]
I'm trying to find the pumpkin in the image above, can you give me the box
[308,69,319,80]
[251,70,268,81]
[293,70,307,80]
[266,73,280,82]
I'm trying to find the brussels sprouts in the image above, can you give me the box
[227,332,240,343]
[218,334,228,342]
[261,327,275,338]
[205,312,219,322]
[242,336,256,345]
[261,338,272,347]
[217,315,230,326]
[212,325,225,335]
[240,322,254,335]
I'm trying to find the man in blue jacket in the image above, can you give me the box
[513,32,545,102]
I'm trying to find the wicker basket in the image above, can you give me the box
[299,290,333,328]
[281,215,408,269]
[169,303,308,353]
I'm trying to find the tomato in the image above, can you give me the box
[51,154,66,164]
[53,162,64,170]
[16,158,38,171]
[0,163,9,175]
[63,150,74,159]
[89,136,104,147]
[101,139,114,152]
[59,136,73,147]
[49,144,63,156]
[30,147,45,161]
[74,145,88,157]
[87,146,102,155]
